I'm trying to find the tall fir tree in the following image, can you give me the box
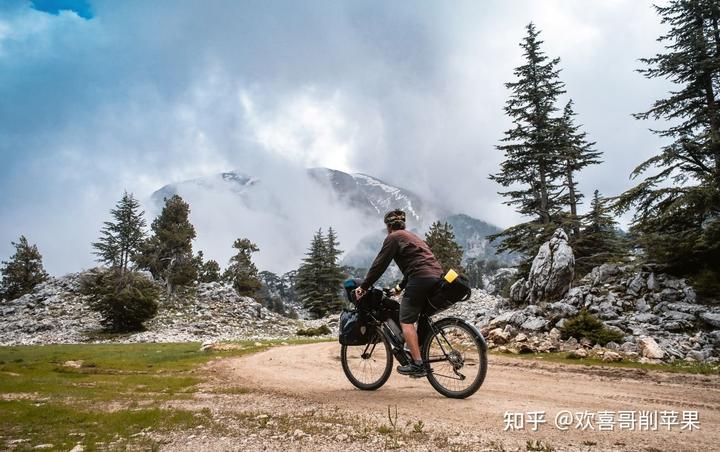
[295,228,345,317]
[223,238,261,296]
[137,195,197,295]
[615,0,720,293]
[425,221,464,272]
[194,250,221,283]
[555,100,603,239]
[574,190,626,277]
[488,23,568,267]
[93,191,146,274]
[0,236,49,301]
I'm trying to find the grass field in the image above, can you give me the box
[0,340,322,451]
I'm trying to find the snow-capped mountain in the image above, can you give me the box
[149,167,511,273]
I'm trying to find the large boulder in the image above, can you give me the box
[524,228,575,303]
[637,336,665,359]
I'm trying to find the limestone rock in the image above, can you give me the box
[638,336,665,359]
[524,228,575,303]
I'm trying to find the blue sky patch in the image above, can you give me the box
[31,0,93,19]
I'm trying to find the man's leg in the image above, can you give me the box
[401,322,421,362]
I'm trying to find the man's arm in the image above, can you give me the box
[360,234,399,290]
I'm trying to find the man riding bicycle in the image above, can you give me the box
[354,209,444,378]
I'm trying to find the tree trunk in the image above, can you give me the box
[566,167,580,238]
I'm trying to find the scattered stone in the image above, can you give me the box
[602,351,622,362]
[568,349,588,359]
[638,336,665,359]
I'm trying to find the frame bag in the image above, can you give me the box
[423,273,472,316]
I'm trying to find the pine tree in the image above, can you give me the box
[137,195,197,295]
[488,23,569,265]
[223,238,261,296]
[93,191,146,274]
[615,0,720,293]
[295,228,345,317]
[194,251,221,283]
[0,236,49,301]
[574,190,626,277]
[425,221,464,272]
[555,100,603,239]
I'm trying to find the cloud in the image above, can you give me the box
[0,0,674,274]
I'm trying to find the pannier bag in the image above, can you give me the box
[423,269,472,316]
[339,309,372,345]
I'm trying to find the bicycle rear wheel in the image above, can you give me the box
[422,317,487,399]
[341,327,393,390]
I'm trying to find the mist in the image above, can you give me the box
[0,0,674,275]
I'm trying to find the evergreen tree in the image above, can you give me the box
[615,0,720,293]
[425,221,464,272]
[0,236,49,301]
[574,191,626,277]
[93,191,146,274]
[555,100,603,239]
[194,251,221,283]
[223,238,261,296]
[465,258,486,289]
[137,195,197,295]
[488,23,569,266]
[295,228,345,317]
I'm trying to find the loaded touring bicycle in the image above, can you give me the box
[338,272,488,399]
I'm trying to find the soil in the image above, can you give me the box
[160,342,720,451]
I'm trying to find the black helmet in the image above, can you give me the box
[383,209,406,229]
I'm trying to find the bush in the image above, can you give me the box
[296,325,331,336]
[81,269,160,332]
[559,308,624,346]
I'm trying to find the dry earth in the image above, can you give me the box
[161,343,720,451]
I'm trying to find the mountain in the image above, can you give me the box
[149,167,512,273]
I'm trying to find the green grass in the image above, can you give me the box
[491,350,720,375]
[0,340,322,450]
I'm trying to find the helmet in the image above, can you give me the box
[383,209,406,229]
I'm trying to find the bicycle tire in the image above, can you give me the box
[341,327,393,390]
[422,317,487,399]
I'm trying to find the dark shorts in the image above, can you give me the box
[400,277,442,324]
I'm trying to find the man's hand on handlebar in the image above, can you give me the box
[354,287,367,299]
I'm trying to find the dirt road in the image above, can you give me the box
[198,342,720,451]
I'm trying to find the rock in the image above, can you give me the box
[605,341,619,350]
[602,351,622,362]
[591,263,620,286]
[69,445,84,452]
[568,349,588,359]
[646,272,657,291]
[514,333,528,342]
[487,328,510,344]
[524,229,575,303]
[700,312,720,328]
[638,336,665,359]
[627,274,645,296]
[509,278,527,304]
[521,317,548,332]
[548,302,578,319]
[555,318,567,329]
[63,360,83,369]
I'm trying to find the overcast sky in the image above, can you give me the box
[0,0,674,275]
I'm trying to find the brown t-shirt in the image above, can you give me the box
[360,229,444,290]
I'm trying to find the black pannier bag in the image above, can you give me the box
[339,308,372,345]
[423,273,472,316]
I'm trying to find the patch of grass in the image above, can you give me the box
[492,350,720,375]
[296,325,332,336]
[560,308,624,346]
[0,399,214,451]
[526,439,554,452]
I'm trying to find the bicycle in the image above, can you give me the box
[340,284,488,399]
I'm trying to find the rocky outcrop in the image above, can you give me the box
[511,229,575,304]
[0,271,332,345]
[444,264,720,364]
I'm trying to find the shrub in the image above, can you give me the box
[296,325,331,336]
[82,269,160,332]
[559,308,624,346]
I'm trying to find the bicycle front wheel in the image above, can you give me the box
[422,317,487,399]
[341,327,393,390]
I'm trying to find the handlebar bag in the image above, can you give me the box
[423,274,472,316]
[339,308,372,345]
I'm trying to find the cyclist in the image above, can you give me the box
[354,209,444,377]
